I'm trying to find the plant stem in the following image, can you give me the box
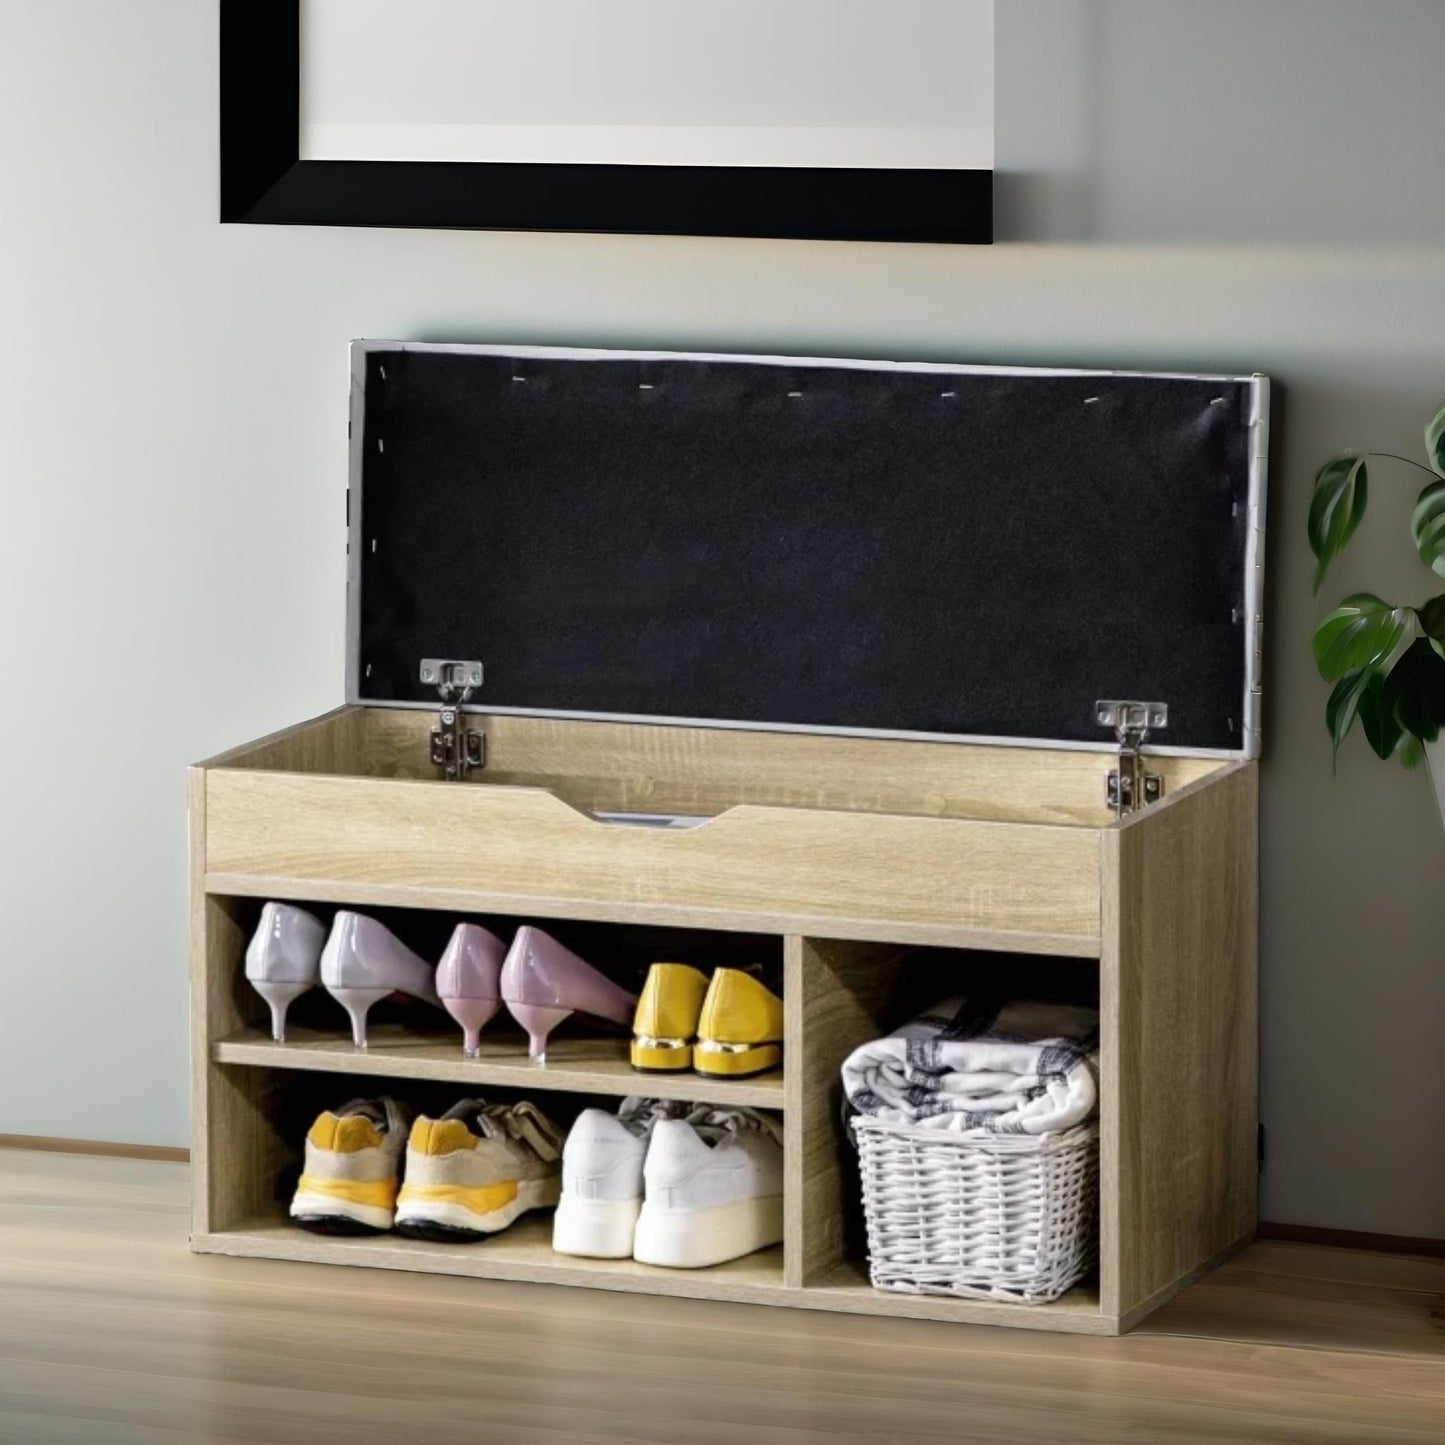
[1367,451,1441,479]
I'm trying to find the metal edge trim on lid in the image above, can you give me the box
[344,342,369,708]
[1240,375,1270,763]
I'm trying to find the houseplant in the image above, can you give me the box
[1309,401,1445,822]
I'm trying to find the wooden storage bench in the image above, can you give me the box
[189,705,1257,1336]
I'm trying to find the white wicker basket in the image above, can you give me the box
[853,1116,1099,1304]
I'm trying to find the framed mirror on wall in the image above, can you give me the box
[220,0,995,243]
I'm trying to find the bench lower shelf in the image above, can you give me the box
[191,1214,1111,1332]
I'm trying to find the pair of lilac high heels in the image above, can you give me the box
[244,902,637,1061]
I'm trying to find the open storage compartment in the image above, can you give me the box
[190,343,1265,1335]
[198,707,1236,951]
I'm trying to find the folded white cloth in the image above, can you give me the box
[842,996,1099,1136]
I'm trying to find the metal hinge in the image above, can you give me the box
[421,659,485,781]
[1095,700,1168,816]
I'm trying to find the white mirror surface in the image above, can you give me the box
[300,0,993,170]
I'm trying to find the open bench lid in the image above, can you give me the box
[347,343,1268,758]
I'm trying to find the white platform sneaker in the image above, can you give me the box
[552,1097,686,1259]
[632,1107,784,1269]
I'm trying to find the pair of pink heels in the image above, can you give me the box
[435,919,638,1060]
[244,903,637,1061]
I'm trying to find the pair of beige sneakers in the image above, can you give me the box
[289,1096,563,1242]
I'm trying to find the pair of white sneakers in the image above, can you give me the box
[553,1098,784,1268]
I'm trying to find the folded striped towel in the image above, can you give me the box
[842,995,1099,1136]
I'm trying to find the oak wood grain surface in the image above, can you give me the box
[203,770,1105,945]
[352,706,1221,826]
[212,1024,786,1112]
[2,1151,1442,1445]
[1100,762,1259,1324]
[784,937,909,1289]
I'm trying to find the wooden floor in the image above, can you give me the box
[2,1150,1443,1444]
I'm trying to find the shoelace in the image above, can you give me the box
[683,1105,784,1148]
[475,1101,566,1162]
[616,1096,687,1137]
[334,1097,401,1134]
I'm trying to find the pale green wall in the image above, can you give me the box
[2,1,1443,1234]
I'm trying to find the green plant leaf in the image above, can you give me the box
[1420,593,1445,641]
[1325,668,1373,754]
[1401,734,1424,770]
[1381,637,1445,743]
[1307,455,1369,592]
[1357,672,1405,760]
[1312,593,1419,681]
[1425,401,1445,479]
[1412,480,1445,578]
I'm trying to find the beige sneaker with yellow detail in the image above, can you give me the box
[289,1097,412,1235]
[394,1098,564,1242]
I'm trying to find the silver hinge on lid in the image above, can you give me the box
[421,659,486,781]
[1095,700,1168,816]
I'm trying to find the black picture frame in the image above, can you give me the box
[219,1,993,244]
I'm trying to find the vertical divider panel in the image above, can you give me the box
[187,767,210,1236]
[190,768,293,1236]
[784,936,905,1289]
[782,937,807,1288]
[1098,763,1258,1325]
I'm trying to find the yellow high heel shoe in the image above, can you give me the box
[694,968,783,1078]
[630,963,709,1072]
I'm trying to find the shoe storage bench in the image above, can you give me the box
[189,705,1258,1336]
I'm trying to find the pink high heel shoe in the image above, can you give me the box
[436,922,507,1057]
[500,926,638,1062]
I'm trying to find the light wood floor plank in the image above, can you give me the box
[1221,1239,1445,1294]
[2,1150,1444,1444]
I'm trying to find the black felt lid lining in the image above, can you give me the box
[353,348,1254,753]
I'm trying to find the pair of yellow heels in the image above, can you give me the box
[630,964,783,1078]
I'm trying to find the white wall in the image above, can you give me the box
[2,0,1443,1235]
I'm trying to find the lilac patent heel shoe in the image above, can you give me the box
[245,901,326,1042]
[500,926,638,1062]
[320,911,441,1048]
[436,922,507,1056]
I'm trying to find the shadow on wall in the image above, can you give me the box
[994,0,1445,245]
